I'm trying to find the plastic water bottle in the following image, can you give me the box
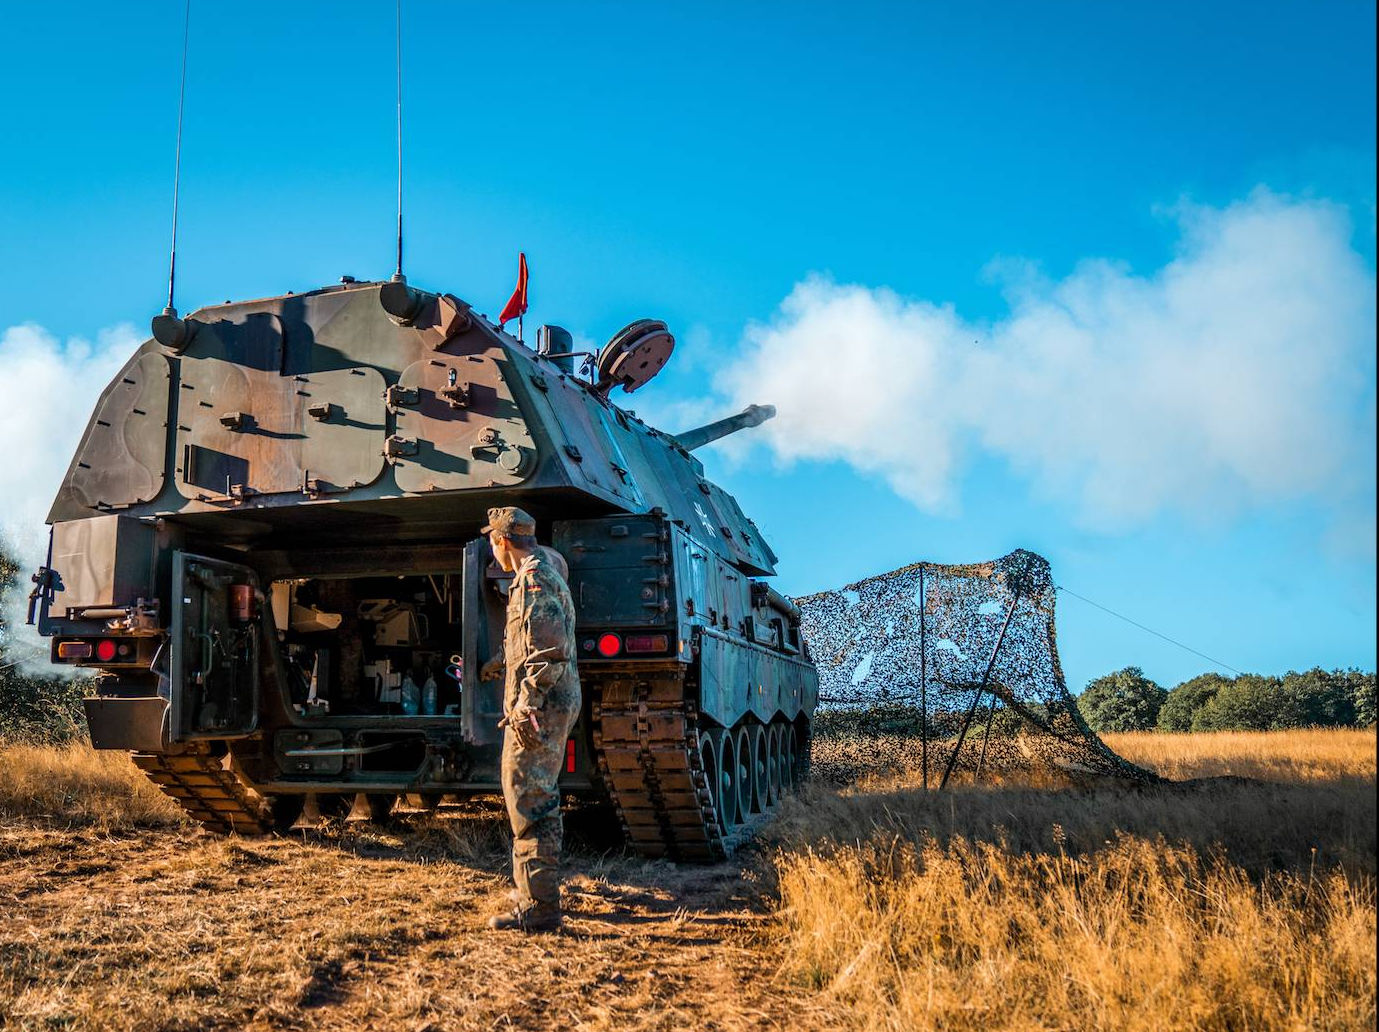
[422,674,438,716]
[400,674,420,715]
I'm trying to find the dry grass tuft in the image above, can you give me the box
[776,833,1374,1032]
[768,728,1377,1032]
[0,743,185,829]
[1105,727,1378,783]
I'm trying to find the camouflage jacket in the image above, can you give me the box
[503,552,580,717]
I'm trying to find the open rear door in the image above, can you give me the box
[461,538,509,745]
[169,552,261,741]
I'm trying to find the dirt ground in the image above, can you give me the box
[0,797,846,1032]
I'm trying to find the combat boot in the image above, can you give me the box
[487,902,562,933]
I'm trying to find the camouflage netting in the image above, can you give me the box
[796,549,1162,786]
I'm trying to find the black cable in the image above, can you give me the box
[1055,583,1242,675]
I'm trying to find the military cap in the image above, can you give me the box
[480,506,536,538]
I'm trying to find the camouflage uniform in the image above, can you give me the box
[487,517,581,922]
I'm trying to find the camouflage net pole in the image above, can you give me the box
[796,550,1162,786]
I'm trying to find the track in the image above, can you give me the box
[132,745,273,835]
[592,676,803,862]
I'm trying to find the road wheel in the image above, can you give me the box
[766,724,783,806]
[732,726,753,819]
[713,728,738,833]
[781,727,797,791]
[749,723,770,814]
[699,731,725,833]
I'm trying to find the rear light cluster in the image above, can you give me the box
[581,632,670,658]
[55,638,134,664]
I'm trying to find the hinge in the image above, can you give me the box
[384,435,418,459]
[385,384,419,408]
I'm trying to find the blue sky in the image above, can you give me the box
[1,1,1374,691]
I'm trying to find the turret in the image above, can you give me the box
[672,404,776,452]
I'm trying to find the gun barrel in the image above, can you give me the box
[672,404,776,452]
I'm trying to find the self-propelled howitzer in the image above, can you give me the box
[31,278,817,859]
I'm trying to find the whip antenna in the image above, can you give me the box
[393,0,404,282]
[164,0,191,317]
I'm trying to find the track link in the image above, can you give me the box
[592,678,791,862]
[593,678,723,861]
[132,745,272,835]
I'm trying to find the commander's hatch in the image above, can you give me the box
[169,553,261,740]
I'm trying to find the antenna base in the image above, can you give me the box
[152,310,198,353]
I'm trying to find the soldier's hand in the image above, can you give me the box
[479,655,505,682]
[499,705,542,748]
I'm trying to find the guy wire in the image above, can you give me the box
[1055,583,1242,675]
[394,0,404,280]
[166,0,191,313]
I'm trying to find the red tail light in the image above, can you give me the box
[565,738,576,773]
[624,634,669,654]
[94,639,118,663]
[596,633,622,657]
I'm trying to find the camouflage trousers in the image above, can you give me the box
[500,702,580,911]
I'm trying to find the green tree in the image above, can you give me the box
[1158,672,1231,732]
[1345,670,1375,727]
[1279,668,1356,727]
[1077,667,1166,732]
[1192,674,1286,731]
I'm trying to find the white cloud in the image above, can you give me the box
[715,189,1377,551]
[0,322,141,664]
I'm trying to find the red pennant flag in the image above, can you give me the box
[499,252,528,326]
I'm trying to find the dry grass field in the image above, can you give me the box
[0,729,1373,1032]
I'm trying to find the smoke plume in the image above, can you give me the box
[0,322,139,666]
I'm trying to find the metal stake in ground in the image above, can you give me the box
[919,564,929,791]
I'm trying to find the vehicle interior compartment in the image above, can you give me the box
[271,572,470,718]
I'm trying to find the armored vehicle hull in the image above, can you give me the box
[33,279,817,859]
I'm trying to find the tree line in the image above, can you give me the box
[1077,665,1377,734]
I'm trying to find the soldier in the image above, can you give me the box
[480,506,582,933]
